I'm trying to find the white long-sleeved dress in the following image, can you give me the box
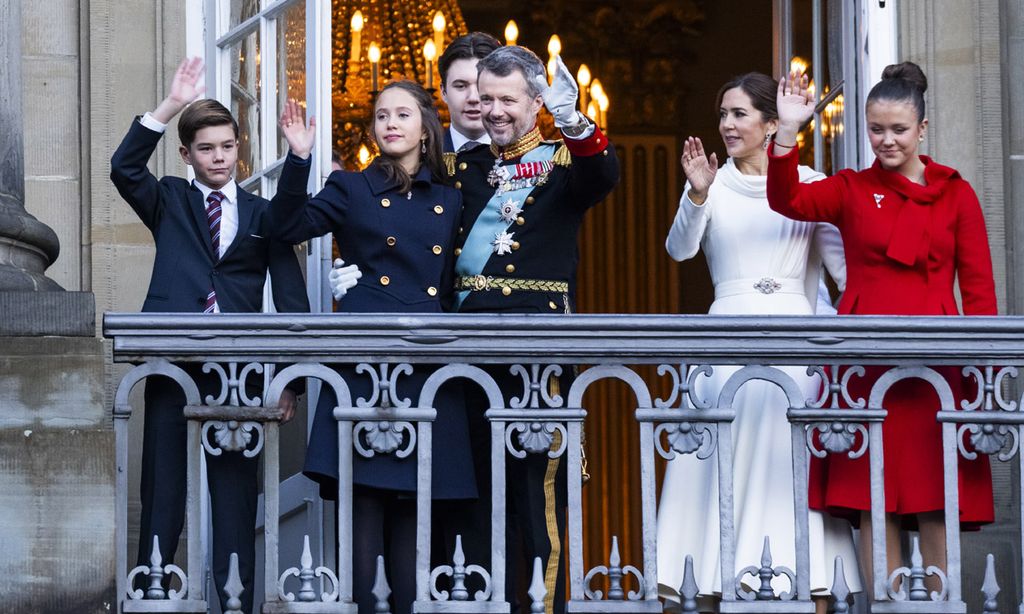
[656,158,860,601]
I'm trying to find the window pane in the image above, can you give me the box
[228,0,261,30]
[277,1,307,159]
[228,28,261,182]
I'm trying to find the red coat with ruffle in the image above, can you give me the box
[767,145,997,526]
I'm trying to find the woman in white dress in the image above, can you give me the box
[655,73,859,613]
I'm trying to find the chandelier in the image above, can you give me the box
[332,0,467,169]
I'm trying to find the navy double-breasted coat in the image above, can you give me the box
[270,154,475,500]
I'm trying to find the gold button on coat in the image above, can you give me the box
[454,181,462,189]
[386,236,397,246]
[427,286,438,296]
[525,196,535,205]
[458,162,468,171]
[432,245,443,255]
[454,248,462,256]
[549,301,558,310]
[501,286,512,296]
[511,241,520,250]
[516,216,525,226]
[505,264,515,273]
[381,198,391,208]
[380,275,391,286]
[434,205,444,214]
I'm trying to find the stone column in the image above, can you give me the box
[0,0,61,291]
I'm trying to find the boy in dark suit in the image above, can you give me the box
[438,32,502,153]
[110,56,309,613]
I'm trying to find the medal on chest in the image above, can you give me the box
[487,156,554,195]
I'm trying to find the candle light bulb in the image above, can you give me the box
[789,56,808,75]
[423,39,437,62]
[547,34,562,58]
[589,79,604,101]
[597,93,609,112]
[577,64,591,88]
[358,144,370,167]
[504,20,518,46]
[432,11,446,33]
[586,101,598,122]
[351,10,363,32]
[349,11,364,62]
[367,43,381,64]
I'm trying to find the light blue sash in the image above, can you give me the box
[453,143,556,309]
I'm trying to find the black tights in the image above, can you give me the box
[352,486,418,614]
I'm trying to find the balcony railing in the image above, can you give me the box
[105,313,1024,614]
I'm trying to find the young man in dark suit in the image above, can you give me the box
[438,32,502,153]
[110,56,309,614]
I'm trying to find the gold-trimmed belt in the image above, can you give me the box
[455,275,569,293]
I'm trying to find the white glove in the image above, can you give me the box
[533,55,586,129]
[328,258,362,300]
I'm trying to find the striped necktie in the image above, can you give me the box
[203,190,225,313]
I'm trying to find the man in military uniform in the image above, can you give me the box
[438,32,502,154]
[450,45,619,613]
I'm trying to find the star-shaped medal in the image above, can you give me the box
[498,198,523,223]
[492,230,515,255]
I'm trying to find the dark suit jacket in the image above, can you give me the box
[110,119,309,315]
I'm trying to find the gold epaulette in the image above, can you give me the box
[443,152,456,177]
[552,141,572,167]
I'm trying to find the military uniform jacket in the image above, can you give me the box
[271,155,462,312]
[453,127,619,313]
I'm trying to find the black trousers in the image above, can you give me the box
[454,370,569,614]
[137,372,258,614]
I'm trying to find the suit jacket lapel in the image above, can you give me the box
[221,189,256,261]
[187,185,216,258]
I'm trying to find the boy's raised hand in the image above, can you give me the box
[152,57,206,123]
[279,99,316,160]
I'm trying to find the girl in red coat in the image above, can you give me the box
[766,62,997,591]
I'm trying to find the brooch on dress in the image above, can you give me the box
[753,277,782,294]
[873,193,885,208]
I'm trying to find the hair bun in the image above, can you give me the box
[881,61,927,94]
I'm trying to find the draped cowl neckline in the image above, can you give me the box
[869,155,959,266]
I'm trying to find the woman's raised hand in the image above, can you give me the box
[279,99,316,160]
[681,137,718,205]
[775,70,815,146]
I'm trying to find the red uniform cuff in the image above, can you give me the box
[562,125,610,157]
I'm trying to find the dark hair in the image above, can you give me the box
[866,61,928,121]
[715,72,778,123]
[438,32,502,90]
[476,45,546,99]
[178,99,238,148]
[371,80,446,192]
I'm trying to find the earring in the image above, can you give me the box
[421,140,427,154]
[919,135,925,142]
[763,132,774,150]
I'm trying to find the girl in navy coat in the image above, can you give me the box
[272,81,473,614]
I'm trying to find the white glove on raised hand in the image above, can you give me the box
[533,55,586,129]
[329,258,362,300]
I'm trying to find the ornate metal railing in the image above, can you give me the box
[105,313,1024,614]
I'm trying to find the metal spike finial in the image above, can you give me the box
[145,535,167,600]
[830,556,851,613]
[450,534,470,601]
[373,555,392,614]
[981,553,1000,613]
[679,555,699,614]
[907,536,928,601]
[757,537,775,600]
[528,556,547,613]
[607,535,625,600]
[223,553,245,614]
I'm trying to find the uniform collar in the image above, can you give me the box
[363,157,434,195]
[491,125,542,160]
